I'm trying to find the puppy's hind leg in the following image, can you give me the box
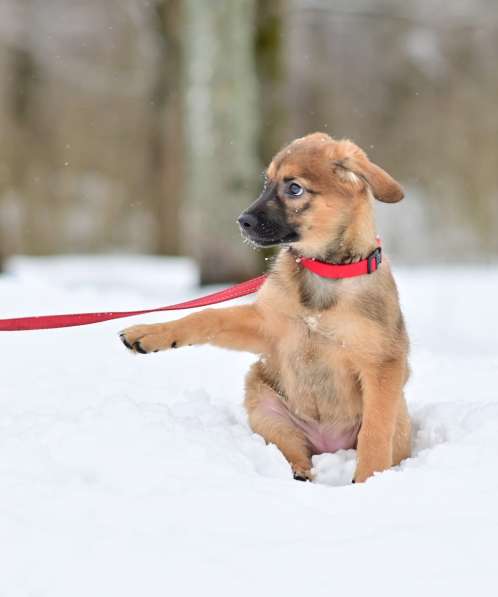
[244,363,312,481]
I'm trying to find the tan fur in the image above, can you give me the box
[120,133,411,483]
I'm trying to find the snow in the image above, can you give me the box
[1,256,498,596]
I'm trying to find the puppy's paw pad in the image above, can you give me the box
[119,323,184,354]
[291,466,314,482]
[134,341,148,354]
[119,326,158,354]
[293,473,310,482]
[119,332,133,350]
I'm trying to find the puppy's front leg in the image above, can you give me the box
[354,359,406,483]
[120,304,267,355]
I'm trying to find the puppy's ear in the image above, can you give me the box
[349,155,404,203]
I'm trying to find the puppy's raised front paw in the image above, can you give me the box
[119,323,182,355]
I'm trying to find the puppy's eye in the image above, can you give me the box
[287,182,304,197]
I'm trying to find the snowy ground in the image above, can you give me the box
[1,255,498,596]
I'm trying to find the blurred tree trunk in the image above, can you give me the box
[8,3,39,254]
[255,0,287,163]
[149,0,182,255]
[181,0,261,284]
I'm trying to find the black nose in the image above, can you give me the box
[237,213,258,230]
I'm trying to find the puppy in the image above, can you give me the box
[120,133,411,483]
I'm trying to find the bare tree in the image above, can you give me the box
[255,0,288,163]
[148,0,183,256]
[181,0,262,283]
[6,0,47,254]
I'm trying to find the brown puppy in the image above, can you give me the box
[120,133,411,483]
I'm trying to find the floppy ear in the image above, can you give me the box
[349,156,404,203]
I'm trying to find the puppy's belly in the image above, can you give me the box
[263,397,360,455]
[289,411,360,454]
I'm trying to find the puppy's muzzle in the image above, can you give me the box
[238,210,299,247]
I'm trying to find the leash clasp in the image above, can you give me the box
[367,247,382,274]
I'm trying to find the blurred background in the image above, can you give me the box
[0,0,497,284]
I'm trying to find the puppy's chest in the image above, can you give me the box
[275,312,352,412]
[283,310,345,353]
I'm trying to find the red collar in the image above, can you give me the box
[296,243,382,280]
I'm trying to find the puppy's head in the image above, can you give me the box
[238,133,403,257]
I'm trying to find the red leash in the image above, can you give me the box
[0,275,267,332]
[0,241,383,332]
